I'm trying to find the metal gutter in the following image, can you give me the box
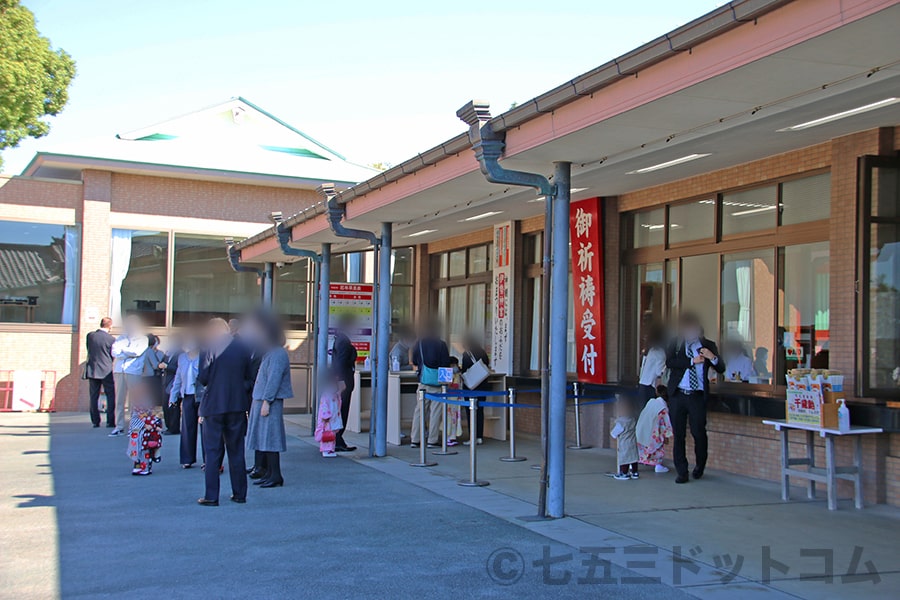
[234,0,792,251]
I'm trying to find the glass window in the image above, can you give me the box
[680,254,719,336]
[867,224,899,390]
[392,248,413,285]
[781,173,831,225]
[448,250,466,278]
[722,186,777,236]
[330,254,348,283]
[779,243,830,384]
[118,230,168,327]
[172,234,258,326]
[633,208,665,248]
[448,286,467,353]
[872,164,899,218]
[469,245,488,274]
[669,199,714,245]
[0,221,77,324]
[527,276,541,370]
[274,259,311,330]
[720,250,775,383]
[391,286,413,326]
[524,233,543,264]
[435,253,448,279]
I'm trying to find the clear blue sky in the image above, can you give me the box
[4,0,723,174]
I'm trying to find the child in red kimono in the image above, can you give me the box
[126,381,163,476]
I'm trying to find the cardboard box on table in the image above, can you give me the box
[785,372,844,429]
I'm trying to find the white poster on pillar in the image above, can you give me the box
[491,222,514,375]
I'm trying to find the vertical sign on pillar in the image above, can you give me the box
[569,198,606,384]
[328,283,374,366]
[491,222,515,374]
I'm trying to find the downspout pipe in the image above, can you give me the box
[274,219,322,432]
[317,183,383,458]
[457,101,558,519]
[226,242,262,276]
[456,101,556,198]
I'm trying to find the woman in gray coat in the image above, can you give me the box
[245,311,293,488]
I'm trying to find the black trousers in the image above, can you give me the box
[465,402,484,439]
[201,411,247,502]
[336,384,353,446]
[669,390,708,477]
[180,395,199,465]
[88,375,115,426]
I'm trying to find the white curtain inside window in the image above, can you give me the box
[109,229,133,325]
[736,263,752,341]
[62,226,80,325]
[529,277,541,371]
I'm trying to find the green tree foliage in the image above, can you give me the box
[0,0,75,167]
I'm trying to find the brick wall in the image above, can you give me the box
[109,173,318,222]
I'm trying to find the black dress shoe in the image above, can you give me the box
[335,445,356,452]
[252,478,267,485]
[675,474,689,484]
[230,496,246,504]
[692,467,704,480]
[259,479,284,488]
[248,469,266,479]
[92,424,100,428]
[197,498,219,506]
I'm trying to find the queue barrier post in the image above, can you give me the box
[568,381,592,450]
[410,388,437,467]
[458,394,489,487]
[432,385,458,456]
[500,388,526,462]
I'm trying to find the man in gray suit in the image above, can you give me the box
[85,317,116,428]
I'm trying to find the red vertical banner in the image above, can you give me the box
[569,197,606,384]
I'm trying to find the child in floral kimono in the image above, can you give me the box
[126,381,163,476]
[610,395,639,480]
[446,357,463,446]
[315,376,343,458]
[636,385,673,473]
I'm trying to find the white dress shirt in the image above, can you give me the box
[111,334,149,375]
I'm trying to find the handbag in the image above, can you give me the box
[418,342,441,387]
[321,429,336,443]
[462,351,490,389]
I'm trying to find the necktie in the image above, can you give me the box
[688,345,701,391]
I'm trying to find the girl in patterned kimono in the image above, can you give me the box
[315,376,343,458]
[636,385,674,474]
[126,381,163,476]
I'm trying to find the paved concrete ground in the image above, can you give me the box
[2,413,692,600]
[326,416,900,600]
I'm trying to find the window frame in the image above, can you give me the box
[857,155,900,399]
[620,170,831,395]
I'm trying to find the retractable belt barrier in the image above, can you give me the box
[417,386,618,485]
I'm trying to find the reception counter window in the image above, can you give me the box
[621,171,831,393]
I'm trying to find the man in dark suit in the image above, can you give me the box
[666,312,726,484]
[331,313,358,452]
[196,318,254,506]
[160,333,182,435]
[85,317,116,428]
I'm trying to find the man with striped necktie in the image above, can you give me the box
[666,312,726,485]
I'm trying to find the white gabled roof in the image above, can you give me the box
[23,97,377,187]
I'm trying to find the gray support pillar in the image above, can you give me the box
[548,161,571,518]
[374,222,392,457]
[262,262,274,308]
[317,244,332,387]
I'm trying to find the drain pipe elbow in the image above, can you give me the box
[457,100,555,198]
[275,222,321,262]
[225,241,261,276]
[318,183,380,247]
